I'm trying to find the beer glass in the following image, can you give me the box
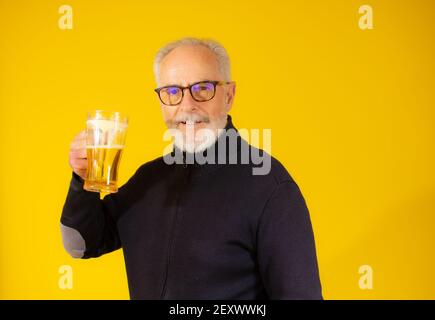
[84,110,128,193]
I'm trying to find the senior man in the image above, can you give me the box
[61,38,322,300]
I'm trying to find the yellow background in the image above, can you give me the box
[1,0,434,299]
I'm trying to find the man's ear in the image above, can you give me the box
[226,83,236,109]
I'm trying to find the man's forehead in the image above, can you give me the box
[159,45,221,85]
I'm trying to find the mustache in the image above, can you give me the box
[173,113,210,124]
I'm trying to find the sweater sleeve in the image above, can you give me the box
[257,180,323,299]
[60,171,137,259]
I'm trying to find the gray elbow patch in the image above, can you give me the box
[60,223,86,258]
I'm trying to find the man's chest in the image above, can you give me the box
[116,169,265,264]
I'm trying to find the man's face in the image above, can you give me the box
[157,45,235,152]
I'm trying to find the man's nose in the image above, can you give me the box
[178,88,198,112]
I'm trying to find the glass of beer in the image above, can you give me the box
[84,110,128,194]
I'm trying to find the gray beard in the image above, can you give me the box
[169,115,228,154]
[173,127,223,154]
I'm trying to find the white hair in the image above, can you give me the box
[153,37,231,85]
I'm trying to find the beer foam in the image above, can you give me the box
[87,119,128,131]
[86,145,125,149]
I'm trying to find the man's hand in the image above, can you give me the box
[69,130,88,180]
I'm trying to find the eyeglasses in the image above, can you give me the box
[154,80,232,106]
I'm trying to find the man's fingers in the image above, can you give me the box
[70,140,86,149]
[69,131,88,179]
[70,131,87,147]
[70,148,87,159]
[70,158,88,170]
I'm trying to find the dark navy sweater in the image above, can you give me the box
[60,115,322,299]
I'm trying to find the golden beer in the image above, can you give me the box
[83,110,128,194]
[84,145,124,193]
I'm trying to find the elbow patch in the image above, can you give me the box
[60,223,86,258]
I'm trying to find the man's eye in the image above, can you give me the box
[167,87,179,95]
[193,83,213,91]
